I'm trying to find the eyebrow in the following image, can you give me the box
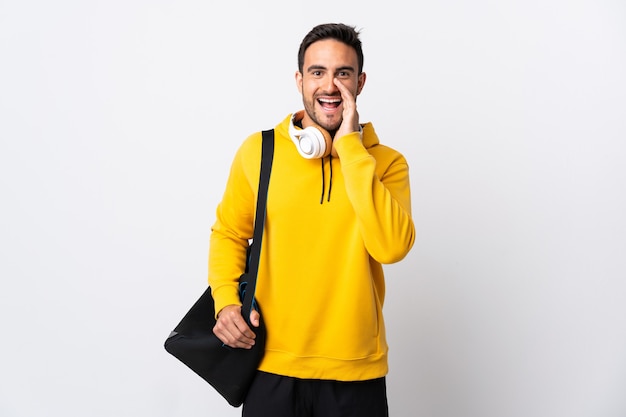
[306,64,356,73]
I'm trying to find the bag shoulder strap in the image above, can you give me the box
[241,129,274,321]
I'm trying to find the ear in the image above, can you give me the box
[295,71,303,94]
[356,72,367,96]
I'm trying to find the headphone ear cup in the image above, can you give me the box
[291,125,333,159]
[305,125,333,158]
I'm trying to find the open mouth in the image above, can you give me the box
[318,97,342,110]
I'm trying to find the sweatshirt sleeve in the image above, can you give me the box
[208,135,260,316]
[333,129,415,264]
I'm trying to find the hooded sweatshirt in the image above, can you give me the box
[209,113,415,382]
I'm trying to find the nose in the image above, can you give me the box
[322,75,338,93]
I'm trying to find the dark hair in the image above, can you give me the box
[297,23,364,74]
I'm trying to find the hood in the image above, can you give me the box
[277,112,379,151]
[277,112,379,203]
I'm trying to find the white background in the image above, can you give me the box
[1,1,625,416]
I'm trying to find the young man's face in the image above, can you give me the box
[296,39,365,134]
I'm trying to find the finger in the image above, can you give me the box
[333,78,355,105]
[249,309,261,328]
[230,328,256,349]
[333,79,360,138]
[214,308,256,348]
[214,323,256,349]
[233,317,257,341]
[333,78,358,114]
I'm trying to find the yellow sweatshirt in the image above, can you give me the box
[209,113,415,381]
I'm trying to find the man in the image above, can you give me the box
[209,23,415,417]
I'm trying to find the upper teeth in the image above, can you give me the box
[319,98,340,103]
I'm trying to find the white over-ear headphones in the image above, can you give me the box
[288,111,333,159]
